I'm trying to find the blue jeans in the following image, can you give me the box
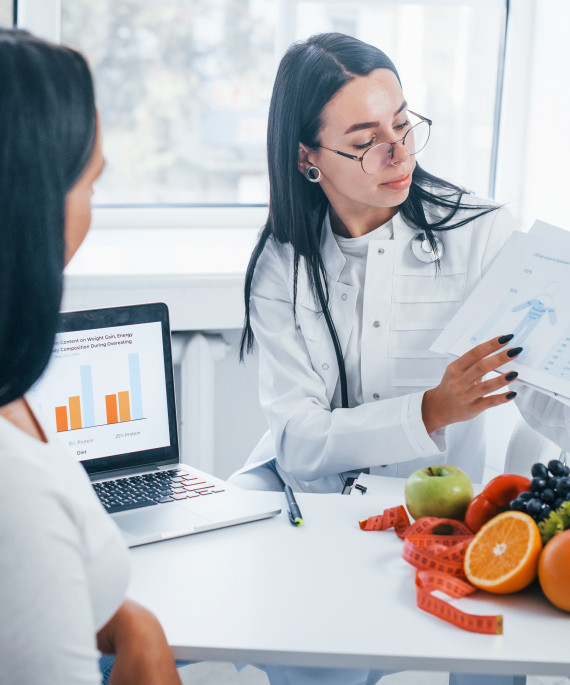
[99,655,194,684]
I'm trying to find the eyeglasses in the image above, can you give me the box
[317,110,431,175]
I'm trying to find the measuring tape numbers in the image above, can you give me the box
[360,507,503,635]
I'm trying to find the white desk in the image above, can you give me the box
[126,478,570,679]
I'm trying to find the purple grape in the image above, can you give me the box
[531,463,549,479]
[548,459,566,477]
[541,488,556,505]
[527,498,544,517]
[538,506,553,521]
[510,498,527,512]
[530,477,547,493]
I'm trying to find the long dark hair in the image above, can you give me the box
[240,32,497,358]
[0,29,96,406]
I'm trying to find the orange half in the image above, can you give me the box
[464,511,542,594]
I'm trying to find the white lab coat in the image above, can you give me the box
[239,197,570,492]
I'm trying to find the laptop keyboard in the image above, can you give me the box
[93,469,225,514]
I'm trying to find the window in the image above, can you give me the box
[0,0,13,26]
[62,1,277,206]
[59,0,507,208]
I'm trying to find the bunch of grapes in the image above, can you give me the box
[509,459,570,522]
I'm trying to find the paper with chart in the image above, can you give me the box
[431,220,570,404]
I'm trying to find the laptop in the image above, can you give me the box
[29,302,281,547]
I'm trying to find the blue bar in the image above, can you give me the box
[128,353,143,420]
[80,365,95,428]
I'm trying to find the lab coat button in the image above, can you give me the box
[322,363,329,370]
[341,293,348,301]
[373,320,381,328]
[373,393,380,400]
[377,248,385,255]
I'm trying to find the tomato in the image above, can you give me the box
[483,474,531,507]
[464,474,531,533]
[464,493,500,533]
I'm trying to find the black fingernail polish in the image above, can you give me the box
[498,334,514,344]
[506,346,523,358]
[506,391,517,400]
[505,371,518,381]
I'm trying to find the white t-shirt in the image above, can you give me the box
[333,215,394,408]
[0,410,130,684]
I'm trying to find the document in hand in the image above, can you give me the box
[431,220,570,405]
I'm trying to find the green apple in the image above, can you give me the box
[404,464,474,520]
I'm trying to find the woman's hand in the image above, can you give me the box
[422,335,521,435]
[96,599,182,685]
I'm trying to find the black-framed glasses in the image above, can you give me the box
[318,110,432,175]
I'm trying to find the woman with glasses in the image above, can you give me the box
[233,30,569,492]
[230,30,570,685]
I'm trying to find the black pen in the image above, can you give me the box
[284,484,303,526]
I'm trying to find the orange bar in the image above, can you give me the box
[105,394,119,424]
[118,391,131,422]
[69,396,82,430]
[55,406,69,432]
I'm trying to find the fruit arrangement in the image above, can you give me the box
[361,462,570,634]
[508,459,570,526]
[401,461,570,613]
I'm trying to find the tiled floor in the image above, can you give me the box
[179,663,570,685]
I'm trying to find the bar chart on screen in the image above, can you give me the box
[29,321,171,461]
[53,353,144,432]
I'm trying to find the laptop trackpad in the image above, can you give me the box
[115,503,209,541]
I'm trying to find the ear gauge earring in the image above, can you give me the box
[304,166,322,182]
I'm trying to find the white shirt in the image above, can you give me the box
[333,216,393,408]
[242,197,570,492]
[0,411,130,684]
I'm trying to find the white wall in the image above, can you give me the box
[173,330,268,480]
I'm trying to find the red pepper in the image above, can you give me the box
[464,474,530,533]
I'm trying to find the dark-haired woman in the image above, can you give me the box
[230,32,570,684]
[0,29,181,685]
[232,32,570,494]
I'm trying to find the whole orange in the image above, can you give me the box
[538,529,570,612]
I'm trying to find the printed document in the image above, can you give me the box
[431,221,570,405]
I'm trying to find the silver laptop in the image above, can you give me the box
[29,302,281,547]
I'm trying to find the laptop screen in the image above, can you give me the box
[29,303,179,476]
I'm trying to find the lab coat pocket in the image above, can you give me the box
[394,273,466,303]
[391,300,461,330]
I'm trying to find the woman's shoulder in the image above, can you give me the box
[420,186,515,234]
[0,418,106,532]
[252,234,294,292]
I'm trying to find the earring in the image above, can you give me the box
[304,166,322,183]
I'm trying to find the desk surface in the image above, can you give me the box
[127,479,570,676]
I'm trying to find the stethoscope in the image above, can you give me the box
[314,230,444,410]
[410,231,444,264]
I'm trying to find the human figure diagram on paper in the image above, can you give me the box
[511,281,558,347]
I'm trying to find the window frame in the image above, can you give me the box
[15,0,532,230]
